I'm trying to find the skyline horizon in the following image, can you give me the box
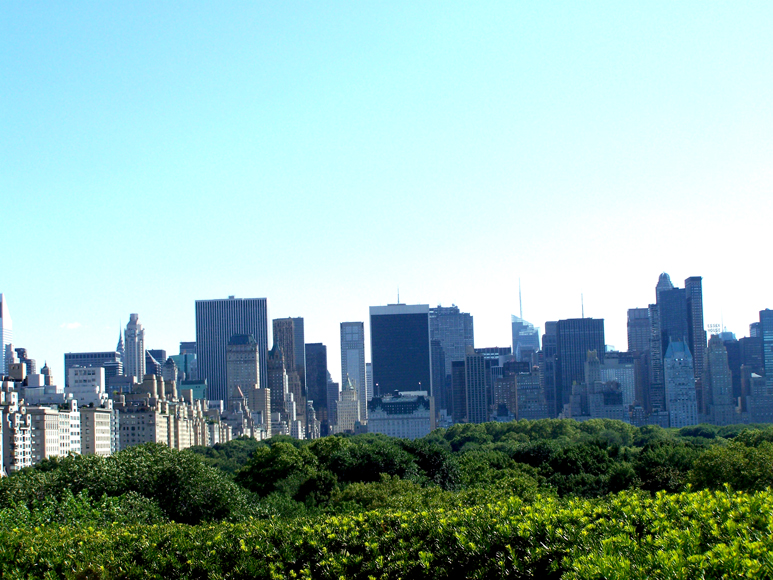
[2,268,767,386]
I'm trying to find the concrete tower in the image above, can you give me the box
[664,340,698,428]
[123,313,145,381]
[340,321,367,420]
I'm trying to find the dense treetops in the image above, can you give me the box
[3,418,773,577]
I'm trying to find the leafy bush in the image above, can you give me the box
[2,489,772,579]
[0,443,256,524]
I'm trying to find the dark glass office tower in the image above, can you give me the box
[305,343,329,428]
[658,287,688,353]
[761,309,773,388]
[370,304,432,397]
[685,276,707,412]
[555,318,605,414]
[195,296,269,403]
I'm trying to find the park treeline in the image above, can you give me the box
[2,418,773,578]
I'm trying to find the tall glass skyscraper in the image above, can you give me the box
[0,294,12,377]
[555,317,605,415]
[195,297,269,403]
[369,304,432,397]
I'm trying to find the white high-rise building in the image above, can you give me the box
[124,314,145,381]
[333,377,361,434]
[0,294,12,377]
[67,366,109,407]
[340,322,367,420]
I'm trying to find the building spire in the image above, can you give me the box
[519,278,523,319]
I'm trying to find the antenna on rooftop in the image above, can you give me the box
[581,293,585,318]
[519,278,523,319]
[398,288,400,304]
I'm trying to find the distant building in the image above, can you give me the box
[226,334,261,395]
[267,343,289,428]
[63,351,122,388]
[195,297,269,403]
[430,305,474,415]
[451,360,467,423]
[340,321,367,420]
[704,335,736,425]
[367,391,433,439]
[762,309,773,389]
[305,343,329,429]
[179,342,196,355]
[365,362,373,402]
[511,315,540,362]
[664,341,698,428]
[333,378,360,434]
[555,318,605,416]
[516,370,549,420]
[124,314,146,381]
[66,366,109,407]
[370,304,432,397]
[273,317,306,388]
[465,346,489,424]
[540,322,558,418]
[80,401,114,456]
[626,308,650,353]
[600,353,636,409]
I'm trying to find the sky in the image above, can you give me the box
[2,2,772,383]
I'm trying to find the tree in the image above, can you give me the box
[689,440,773,492]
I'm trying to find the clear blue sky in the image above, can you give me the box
[2,2,772,383]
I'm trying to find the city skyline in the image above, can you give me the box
[2,275,771,387]
[2,3,771,379]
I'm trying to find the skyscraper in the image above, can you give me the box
[124,314,145,381]
[340,322,367,419]
[370,304,432,397]
[685,276,707,413]
[195,296,269,403]
[226,334,260,397]
[272,317,305,427]
[704,334,735,425]
[429,305,474,414]
[664,340,698,428]
[511,316,540,361]
[540,321,558,417]
[555,318,605,416]
[0,294,13,377]
[465,346,489,424]
[761,309,773,388]
[267,342,289,420]
[626,308,650,353]
[273,318,298,375]
[305,343,329,429]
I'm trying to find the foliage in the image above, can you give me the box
[186,435,263,475]
[2,489,773,578]
[633,440,700,493]
[0,443,256,524]
[689,440,773,492]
